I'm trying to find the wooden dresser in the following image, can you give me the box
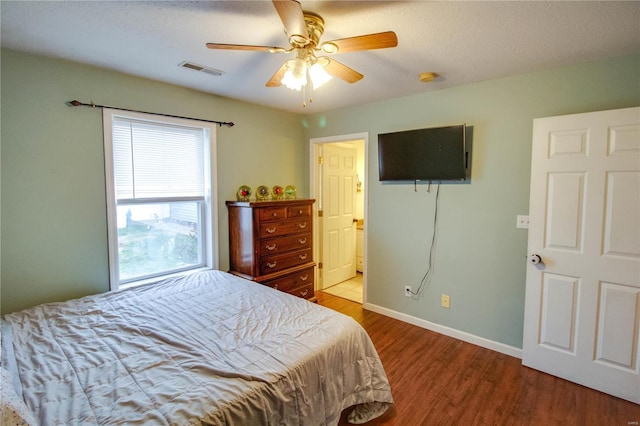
[226,199,316,301]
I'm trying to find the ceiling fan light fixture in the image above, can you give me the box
[309,62,332,89]
[282,58,308,91]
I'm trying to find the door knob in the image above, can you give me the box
[529,254,543,265]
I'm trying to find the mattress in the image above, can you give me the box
[1,270,393,425]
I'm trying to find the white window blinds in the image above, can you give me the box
[112,118,205,200]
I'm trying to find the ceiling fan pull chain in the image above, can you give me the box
[307,75,313,106]
[302,77,311,107]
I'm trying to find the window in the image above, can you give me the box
[103,109,218,290]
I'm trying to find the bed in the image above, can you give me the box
[1,270,393,425]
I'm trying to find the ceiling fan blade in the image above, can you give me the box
[272,0,309,44]
[265,62,289,87]
[322,58,363,84]
[320,31,398,54]
[206,43,286,53]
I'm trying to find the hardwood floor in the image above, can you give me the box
[315,291,640,426]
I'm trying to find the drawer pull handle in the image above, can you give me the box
[266,227,276,234]
[298,254,308,260]
[266,261,277,269]
[300,275,308,281]
[266,244,276,251]
[272,212,278,217]
[300,289,309,297]
[298,238,307,244]
[298,223,307,229]
[298,210,303,214]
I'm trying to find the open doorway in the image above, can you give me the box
[310,133,367,304]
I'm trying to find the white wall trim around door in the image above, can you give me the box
[309,132,369,300]
[363,302,523,359]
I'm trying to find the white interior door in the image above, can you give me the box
[321,145,357,288]
[523,107,640,404]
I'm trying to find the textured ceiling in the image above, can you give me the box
[2,1,639,114]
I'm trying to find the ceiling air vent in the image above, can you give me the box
[178,61,224,77]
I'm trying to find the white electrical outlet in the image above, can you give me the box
[404,286,412,297]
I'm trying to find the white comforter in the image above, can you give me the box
[2,270,393,425]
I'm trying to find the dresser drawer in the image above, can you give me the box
[259,220,310,238]
[265,266,314,293]
[258,207,287,222]
[258,233,311,256]
[260,248,312,275]
[287,283,314,299]
[287,204,311,219]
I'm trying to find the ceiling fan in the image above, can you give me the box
[206,0,398,105]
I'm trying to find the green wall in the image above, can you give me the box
[2,48,638,350]
[0,49,306,313]
[304,54,640,348]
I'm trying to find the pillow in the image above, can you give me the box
[1,367,36,426]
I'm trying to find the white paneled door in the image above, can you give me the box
[523,107,640,404]
[321,145,357,289]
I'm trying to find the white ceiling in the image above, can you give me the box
[2,1,639,114]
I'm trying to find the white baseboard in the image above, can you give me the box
[363,302,523,359]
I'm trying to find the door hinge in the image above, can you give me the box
[318,210,323,217]
[318,262,323,269]
[318,156,323,165]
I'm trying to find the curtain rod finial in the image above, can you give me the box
[67,100,82,107]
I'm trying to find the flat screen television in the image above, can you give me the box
[378,124,466,181]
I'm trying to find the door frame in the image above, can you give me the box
[310,132,369,300]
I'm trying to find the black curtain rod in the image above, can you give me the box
[67,100,235,127]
